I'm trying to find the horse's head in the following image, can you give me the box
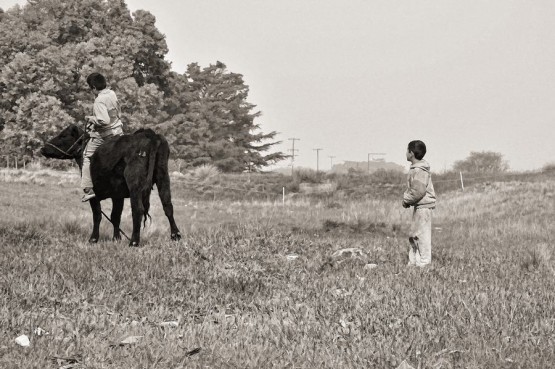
[40,124,88,159]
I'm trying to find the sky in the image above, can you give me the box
[2,0,555,172]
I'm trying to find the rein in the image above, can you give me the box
[100,210,131,241]
[45,133,88,159]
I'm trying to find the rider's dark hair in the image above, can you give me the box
[86,72,107,91]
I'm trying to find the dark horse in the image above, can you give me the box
[41,124,181,246]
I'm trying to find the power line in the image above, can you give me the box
[288,138,300,175]
[329,155,336,170]
[313,148,323,172]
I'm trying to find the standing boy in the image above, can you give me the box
[402,140,436,267]
[81,72,124,202]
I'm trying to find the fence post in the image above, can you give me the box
[15,157,18,169]
[459,171,464,191]
[282,187,285,205]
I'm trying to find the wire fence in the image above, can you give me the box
[1,159,549,203]
[170,170,546,203]
[2,155,29,170]
[1,156,79,171]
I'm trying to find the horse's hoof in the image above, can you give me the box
[129,241,140,247]
[171,232,182,241]
[88,238,98,244]
[112,235,122,242]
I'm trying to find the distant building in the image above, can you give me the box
[269,161,405,175]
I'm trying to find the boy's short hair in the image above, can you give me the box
[86,72,107,91]
[408,140,427,160]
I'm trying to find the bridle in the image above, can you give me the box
[45,133,88,159]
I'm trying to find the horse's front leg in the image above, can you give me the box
[88,198,102,243]
[111,197,124,241]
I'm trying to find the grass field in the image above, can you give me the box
[1,169,554,368]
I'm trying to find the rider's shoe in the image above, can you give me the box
[81,188,96,202]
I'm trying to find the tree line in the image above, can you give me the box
[0,0,285,172]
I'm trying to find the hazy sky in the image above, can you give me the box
[2,0,555,171]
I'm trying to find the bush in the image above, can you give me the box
[35,158,76,171]
[542,162,555,174]
[285,178,300,193]
[293,168,325,184]
[369,169,405,184]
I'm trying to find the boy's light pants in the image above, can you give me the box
[408,207,433,267]
[80,137,104,190]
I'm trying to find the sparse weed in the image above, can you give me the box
[522,242,552,272]
[61,218,86,236]
[185,164,220,182]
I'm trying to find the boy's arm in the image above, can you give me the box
[402,170,428,207]
[86,101,111,127]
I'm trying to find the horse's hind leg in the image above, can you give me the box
[156,170,181,240]
[128,192,144,247]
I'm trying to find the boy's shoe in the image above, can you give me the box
[81,188,96,202]
[409,236,420,256]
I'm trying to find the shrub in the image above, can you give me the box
[293,168,324,184]
[542,162,555,174]
[370,169,405,184]
[32,158,76,171]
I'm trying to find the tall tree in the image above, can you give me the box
[0,0,171,157]
[160,62,285,172]
[0,1,284,171]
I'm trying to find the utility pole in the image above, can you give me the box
[313,148,323,172]
[288,138,300,175]
[329,155,336,171]
[367,152,386,173]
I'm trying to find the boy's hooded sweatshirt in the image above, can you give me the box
[88,88,122,139]
[403,160,436,209]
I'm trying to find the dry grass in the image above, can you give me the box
[1,170,554,368]
[0,168,80,187]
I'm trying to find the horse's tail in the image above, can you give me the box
[142,136,161,227]
[145,137,161,192]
